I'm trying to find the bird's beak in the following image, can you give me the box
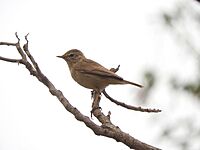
[57,55,64,59]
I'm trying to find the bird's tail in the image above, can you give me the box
[123,80,143,88]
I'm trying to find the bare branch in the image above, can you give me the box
[0,42,16,46]
[15,32,20,43]
[25,33,29,41]
[0,56,22,63]
[0,34,162,150]
[14,32,27,60]
[110,65,120,73]
[91,91,161,150]
[107,66,162,113]
[102,89,161,113]
[23,34,42,74]
[91,91,113,125]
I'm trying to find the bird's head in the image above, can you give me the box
[57,49,86,66]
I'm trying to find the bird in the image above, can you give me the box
[57,49,143,92]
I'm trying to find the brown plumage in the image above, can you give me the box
[57,49,143,92]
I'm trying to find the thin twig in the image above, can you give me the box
[0,56,22,63]
[23,34,42,74]
[0,42,16,46]
[25,33,29,41]
[103,89,161,113]
[110,65,120,73]
[15,32,20,43]
[15,32,27,60]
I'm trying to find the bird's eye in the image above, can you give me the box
[68,53,75,58]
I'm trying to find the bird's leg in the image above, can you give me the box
[91,90,95,99]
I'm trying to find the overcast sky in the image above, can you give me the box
[1,0,200,150]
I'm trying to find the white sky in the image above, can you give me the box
[1,0,200,150]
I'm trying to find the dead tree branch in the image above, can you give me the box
[103,89,161,113]
[104,65,162,113]
[0,33,162,150]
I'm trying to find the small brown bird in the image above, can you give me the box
[57,49,143,92]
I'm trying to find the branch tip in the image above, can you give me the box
[25,33,29,43]
[110,65,120,73]
[15,32,20,43]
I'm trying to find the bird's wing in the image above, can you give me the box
[75,59,123,80]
